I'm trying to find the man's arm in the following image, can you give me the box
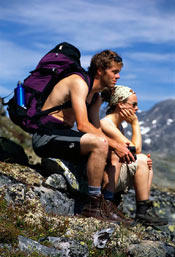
[87,93,102,128]
[87,94,134,162]
[70,77,133,161]
[70,76,103,135]
[100,117,135,162]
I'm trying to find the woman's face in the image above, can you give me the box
[121,94,138,113]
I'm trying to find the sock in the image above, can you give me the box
[88,186,101,196]
[136,200,150,214]
[103,190,114,200]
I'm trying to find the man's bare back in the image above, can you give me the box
[41,74,89,127]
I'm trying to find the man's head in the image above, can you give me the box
[88,50,123,76]
[88,50,123,90]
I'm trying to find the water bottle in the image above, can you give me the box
[15,81,26,108]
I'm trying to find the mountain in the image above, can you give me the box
[101,98,175,154]
[1,98,175,188]
[128,99,175,153]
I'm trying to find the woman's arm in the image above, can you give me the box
[100,117,133,145]
[120,109,142,153]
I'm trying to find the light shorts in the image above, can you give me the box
[116,161,137,193]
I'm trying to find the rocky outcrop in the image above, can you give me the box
[0,137,175,256]
[0,109,175,256]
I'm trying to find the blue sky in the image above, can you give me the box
[0,0,175,111]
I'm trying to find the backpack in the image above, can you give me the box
[6,42,91,134]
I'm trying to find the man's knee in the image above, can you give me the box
[80,133,108,156]
[96,135,108,153]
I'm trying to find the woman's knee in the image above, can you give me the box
[136,153,149,169]
[137,153,148,162]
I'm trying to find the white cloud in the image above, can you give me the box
[0,0,174,110]
[0,85,12,97]
[0,0,174,51]
[126,52,175,63]
[81,55,92,69]
[0,39,42,82]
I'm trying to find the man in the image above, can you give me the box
[32,50,134,223]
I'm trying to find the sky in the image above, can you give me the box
[0,0,175,111]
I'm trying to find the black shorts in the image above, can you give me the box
[32,126,85,161]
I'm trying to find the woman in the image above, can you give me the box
[100,85,167,226]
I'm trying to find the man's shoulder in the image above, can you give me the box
[67,73,89,89]
[69,72,89,82]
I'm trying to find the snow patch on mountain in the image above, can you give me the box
[167,118,173,125]
[140,126,150,135]
[144,138,151,144]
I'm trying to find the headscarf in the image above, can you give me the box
[110,85,135,106]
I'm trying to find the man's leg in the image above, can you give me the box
[80,133,132,225]
[102,150,122,201]
[80,133,108,188]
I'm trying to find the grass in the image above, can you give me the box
[0,194,128,256]
[0,195,69,256]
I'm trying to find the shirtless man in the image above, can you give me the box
[32,49,135,223]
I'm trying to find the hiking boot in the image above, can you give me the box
[105,200,134,225]
[81,194,133,225]
[135,200,168,226]
[112,192,124,211]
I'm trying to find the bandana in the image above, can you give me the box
[110,85,135,106]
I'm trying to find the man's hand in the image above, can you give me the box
[114,142,136,163]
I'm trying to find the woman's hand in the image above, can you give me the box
[120,108,137,124]
[147,153,152,170]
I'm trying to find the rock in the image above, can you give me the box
[0,137,28,165]
[93,227,115,249]
[33,185,75,215]
[18,236,63,256]
[0,137,174,256]
[18,235,89,257]
[47,237,89,257]
[127,240,175,257]
[0,98,6,116]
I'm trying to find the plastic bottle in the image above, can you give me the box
[15,81,26,107]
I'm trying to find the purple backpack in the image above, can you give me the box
[7,42,91,133]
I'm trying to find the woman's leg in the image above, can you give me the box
[134,153,151,201]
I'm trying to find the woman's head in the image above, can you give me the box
[107,85,138,114]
